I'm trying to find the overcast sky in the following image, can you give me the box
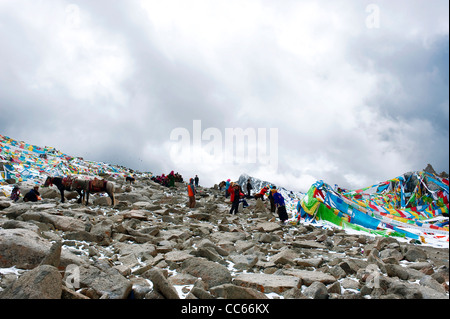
[0,0,448,191]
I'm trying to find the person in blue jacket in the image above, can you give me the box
[225,179,231,197]
[273,189,288,223]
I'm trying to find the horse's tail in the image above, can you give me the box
[106,181,115,205]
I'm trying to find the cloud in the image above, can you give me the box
[0,0,448,192]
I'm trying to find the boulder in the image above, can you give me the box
[256,222,282,232]
[303,281,328,299]
[20,211,85,232]
[269,249,299,265]
[283,269,337,286]
[145,268,180,299]
[0,265,62,299]
[385,264,409,280]
[229,254,258,270]
[65,261,132,299]
[0,228,84,269]
[403,248,427,262]
[0,201,11,210]
[233,273,301,294]
[294,257,324,268]
[181,258,232,288]
[210,283,269,299]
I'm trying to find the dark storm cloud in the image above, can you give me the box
[0,0,448,191]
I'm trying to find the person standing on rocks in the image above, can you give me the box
[229,184,244,215]
[268,186,276,213]
[273,188,289,223]
[168,171,175,187]
[225,179,231,197]
[246,178,253,198]
[194,175,199,187]
[187,178,196,208]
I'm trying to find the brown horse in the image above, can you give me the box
[84,178,115,206]
[44,176,87,204]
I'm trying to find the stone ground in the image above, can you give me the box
[0,176,448,299]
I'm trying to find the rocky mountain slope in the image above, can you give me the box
[0,176,448,299]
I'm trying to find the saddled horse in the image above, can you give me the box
[85,178,115,206]
[44,176,87,204]
[44,176,115,206]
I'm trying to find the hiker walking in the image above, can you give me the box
[187,178,196,208]
[246,178,253,198]
[268,186,276,213]
[194,175,199,187]
[273,188,289,223]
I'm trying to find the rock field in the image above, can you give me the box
[0,176,448,299]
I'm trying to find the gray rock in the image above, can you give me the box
[165,250,193,263]
[403,248,427,262]
[386,281,422,299]
[417,285,448,299]
[145,268,180,299]
[303,281,328,299]
[0,201,11,210]
[269,249,299,265]
[181,257,232,288]
[229,254,258,270]
[210,283,269,299]
[284,269,337,286]
[385,264,409,280]
[256,222,282,232]
[419,275,446,294]
[233,273,301,294]
[1,219,41,233]
[40,241,62,268]
[0,228,84,269]
[20,211,85,232]
[380,248,403,262]
[189,287,214,299]
[294,257,323,268]
[67,261,132,299]
[0,265,62,299]
[292,240,327,250]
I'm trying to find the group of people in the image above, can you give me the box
[151,171,184,187]
[10,184,42,202]
[227,182,249,215]
[220,178,288,223]
[10,172,288,223]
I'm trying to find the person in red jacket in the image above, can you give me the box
[254,186,269,201]
[229,184,244,215]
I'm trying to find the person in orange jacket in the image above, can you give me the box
[187,178,196,208]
